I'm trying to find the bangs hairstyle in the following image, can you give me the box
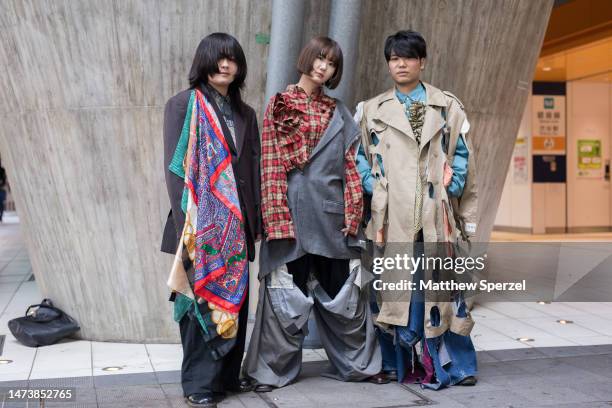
[296,36,343,89]
[384,30,427,62]
[188,32,247,112]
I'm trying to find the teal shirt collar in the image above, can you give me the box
[395,82,427,105]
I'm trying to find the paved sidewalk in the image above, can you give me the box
[1,215,612,407]
[0,346,611,407]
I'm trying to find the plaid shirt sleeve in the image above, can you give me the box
[344,144,363,236]
[260,97,296,240]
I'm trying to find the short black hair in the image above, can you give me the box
[188,32,247,112]
[384,30,427,62]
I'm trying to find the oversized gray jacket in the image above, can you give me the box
[259,99,364,278]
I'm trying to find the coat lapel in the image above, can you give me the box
[233,109,246,158]
[420,82,448,149]
[419,105,445,149]
[373,89,416,142]
[309,105,343,159]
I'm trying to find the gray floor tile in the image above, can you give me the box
[485,347,548,361]
[565,380,612,401]
[475,350,499,363]
[29,376,94,389]
[0,380,29,388]
[99,400,171,408]
[169,397,190,408]
[446,390,535,408]
[155,370,181,384]
[95,384,166,403]
[516,381,597,405]
[532,403,612,408]
[160,383,183,399]
[476,361,530,377]
[93,372,158,388]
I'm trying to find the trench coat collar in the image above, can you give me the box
[373,89,416,141]
[309,100,344,160]
[420,82,447,148]
[373,82,447,147]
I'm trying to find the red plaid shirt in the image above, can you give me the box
[261,85,363,240]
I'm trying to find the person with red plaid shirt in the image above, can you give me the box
[243,36,382,392]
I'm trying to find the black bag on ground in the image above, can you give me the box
[8,299,80,347]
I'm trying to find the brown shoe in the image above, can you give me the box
[457,376,477,386]
[368,372,391,385]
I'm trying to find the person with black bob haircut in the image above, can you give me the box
[161,32,261,408]
[356,29,479,389]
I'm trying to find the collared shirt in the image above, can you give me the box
[261,84,363,240]
[207,84,236,146]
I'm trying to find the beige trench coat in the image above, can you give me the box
[359,82,478,338]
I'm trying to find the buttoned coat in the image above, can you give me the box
[360,82,478,336]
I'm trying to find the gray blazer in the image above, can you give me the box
[259,99,364,277]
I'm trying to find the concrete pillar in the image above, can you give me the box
[264,0,307,104]
[327,0,363,103]
[0,0,271,342]
[0,0,552,342]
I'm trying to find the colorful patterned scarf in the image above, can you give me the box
[167,90,248,327]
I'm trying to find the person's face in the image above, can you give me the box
[208,57,238,88]
[387,53,425,86]
[309,54,336,86]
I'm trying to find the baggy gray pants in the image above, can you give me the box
[243,259,382,387]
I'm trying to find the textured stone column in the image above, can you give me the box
[327,0,363,103]
[264,0,307,103]
[0,0,271,342]
[0,0,552,342]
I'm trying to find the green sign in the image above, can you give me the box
[544,97,554,109]
[255,33,270,45]
[577,139,601,170]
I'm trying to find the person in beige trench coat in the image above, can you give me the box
[357,30,479,389]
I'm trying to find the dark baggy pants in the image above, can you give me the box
[178,290,249,396]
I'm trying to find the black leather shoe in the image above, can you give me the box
[237,378,253,392]
[457,376,477,386]
[368,372,391,385]
[186,393,217,407]
[254,384,274,393]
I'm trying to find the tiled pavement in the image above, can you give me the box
[0,348,611,407]
[1,214,612,407]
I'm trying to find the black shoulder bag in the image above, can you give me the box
[8,299,80,347]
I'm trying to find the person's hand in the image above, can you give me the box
[376,228,385,245]
[341,227,350,237]
[443,161,453,188]
[255,234,263,243]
